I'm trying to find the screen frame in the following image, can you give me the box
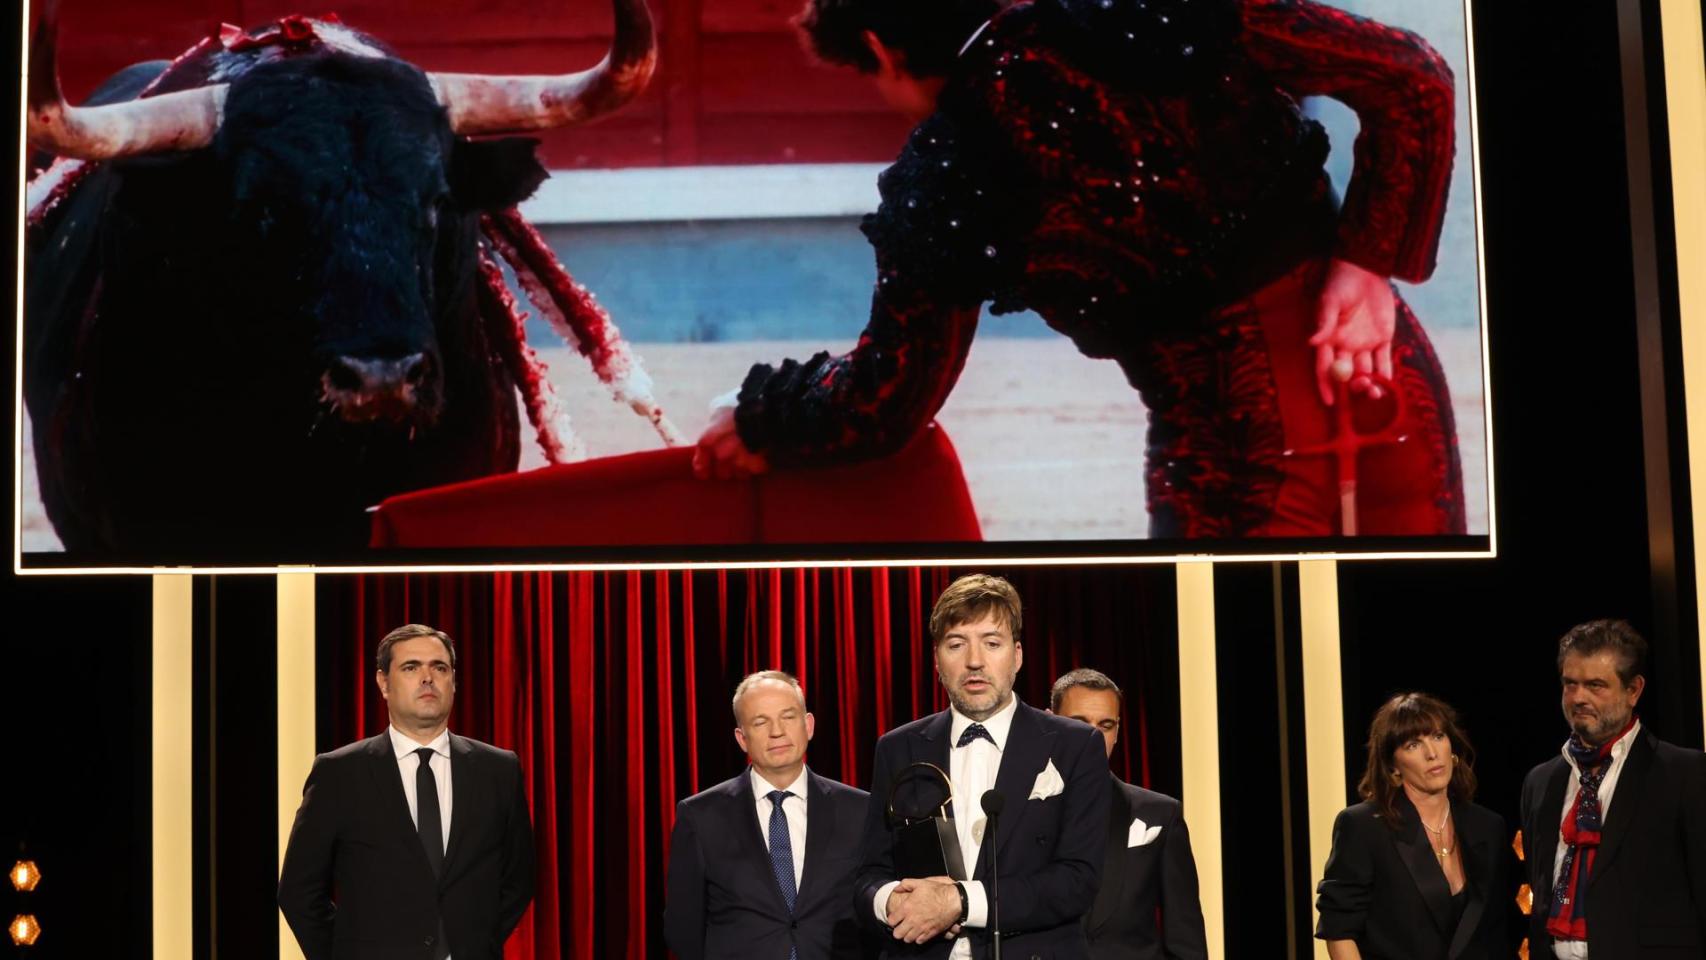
[12,0,1502,573]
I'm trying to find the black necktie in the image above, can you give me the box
[415,747,450,960]
[957,723,995,748]
[415,747,445,877]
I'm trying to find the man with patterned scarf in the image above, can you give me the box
[695,0,1467,538]
[1520,619,1706,959]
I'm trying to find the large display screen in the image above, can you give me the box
[16,0,1492,569]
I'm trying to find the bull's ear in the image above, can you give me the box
[449,137,548,212]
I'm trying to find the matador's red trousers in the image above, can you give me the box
[1126,258,1466,539]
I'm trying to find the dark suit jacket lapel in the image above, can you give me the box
[1392,793,1452,936]
[440,733,475,885]
[892,711,958,879]
[904,711,966,881]
[981,702,1057,879]
[795,769,835,911]
[732,772,791,915]
[918,711,952,773]
[1446,801,1493,960]
[1532,759,1570,908]
[365,733,437,877]
[1589,728,1654,886]
[1085,774,1130,936]
[903,711,954,823]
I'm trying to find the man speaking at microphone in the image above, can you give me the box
[854,574,1110,958]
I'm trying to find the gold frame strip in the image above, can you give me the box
[1175,561,1224,957]
[1299,560,1346,960]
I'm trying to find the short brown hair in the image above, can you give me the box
[1049,668,1123,712]
[929,573,1022,645]
[1557,619,1648,687]
[731,670,807,720]
[375,623,457,674]
[1356,692,1478,830]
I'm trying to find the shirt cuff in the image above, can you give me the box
[874,880,901,925]
[962,880,988,928]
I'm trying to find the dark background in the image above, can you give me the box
[3,0,1700,957]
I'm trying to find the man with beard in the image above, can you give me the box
[1519,619,1706,959]
[279,624,535,960]
[854,573,1109,958]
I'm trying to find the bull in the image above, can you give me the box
[23,0,656,558]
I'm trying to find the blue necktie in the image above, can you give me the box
[767,790,798,960]
[958,722,995,748]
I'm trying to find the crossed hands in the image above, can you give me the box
[884,876,964,944]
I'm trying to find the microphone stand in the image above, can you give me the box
[980,790,1004,960]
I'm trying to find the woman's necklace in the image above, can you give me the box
[1422,807,1453,859]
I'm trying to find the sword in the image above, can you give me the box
[1283,378,1409,536]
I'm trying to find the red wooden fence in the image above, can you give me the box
[32,0,916,168]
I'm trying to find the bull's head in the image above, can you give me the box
[27,0,655,433]
[26,0,658,154]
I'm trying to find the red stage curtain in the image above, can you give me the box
[317,566,1177,959]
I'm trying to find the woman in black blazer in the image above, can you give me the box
[1317,693,1515,960]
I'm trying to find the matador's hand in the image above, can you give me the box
[693,393,770,480]
[1309,258,1396,406]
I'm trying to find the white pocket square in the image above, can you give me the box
[1029,759,1065,800]
[1127,817,1163,848]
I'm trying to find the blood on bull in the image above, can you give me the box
[23,0,658,556]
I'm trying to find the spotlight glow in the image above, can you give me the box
[7,914,41,946]
[8,860,40,892]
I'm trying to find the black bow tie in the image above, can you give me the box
[957,723,995,748]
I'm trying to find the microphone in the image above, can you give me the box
[981,790,1005,960]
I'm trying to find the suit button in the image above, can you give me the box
[424,936,434,946]
[790,920,798,929]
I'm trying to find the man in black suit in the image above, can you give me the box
[856,573,1110,959]
[665,670,872,960]
[1520,619,1706,960]
[1050,669,1207,960]
[279,624,534,960]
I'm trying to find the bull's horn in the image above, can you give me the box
[26,0,226,160]
[429,0,656,136]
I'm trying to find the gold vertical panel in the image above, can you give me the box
[1659,0,1706,742]
[277,572,316,960]
[1299,559,1347,960]
[152,575,194,960]
[1174,561,1223,958]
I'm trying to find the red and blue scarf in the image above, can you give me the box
[1545,717,1637,942]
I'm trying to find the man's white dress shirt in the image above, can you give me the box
[752,765,810,890]
[389,726,454,854]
